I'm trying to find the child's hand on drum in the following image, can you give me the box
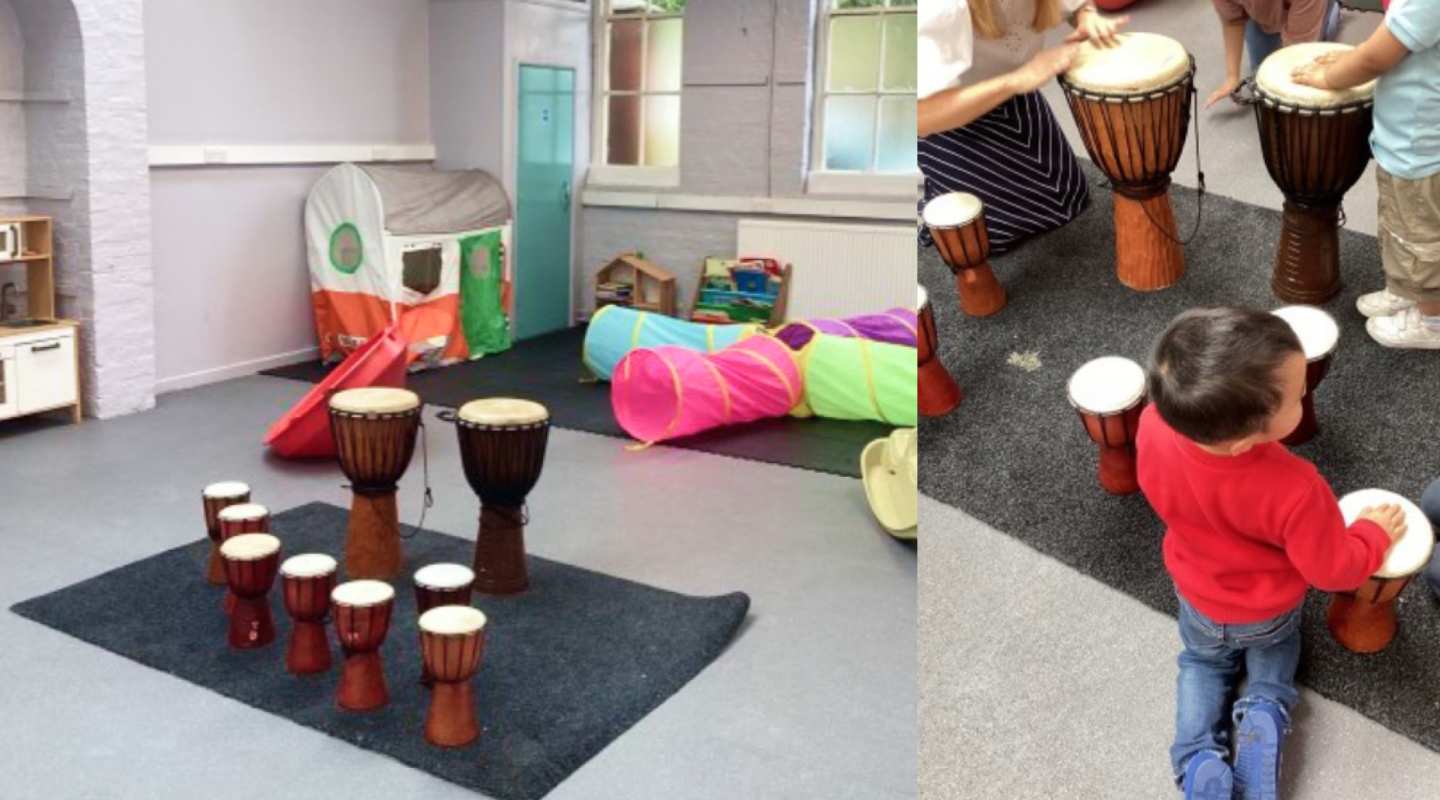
[1011,43,1082,94]
[1359,503,1408,545]
[1065,11,1128,48]
[1291,53,1342,90]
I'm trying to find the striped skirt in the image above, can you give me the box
[919,91,1089,255]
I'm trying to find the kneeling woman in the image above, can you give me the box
[918,1,1123,254]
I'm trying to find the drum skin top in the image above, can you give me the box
[332,579,395,607]
[1339,489,1435,579]
[1257,43,1375,108]
[329,387,421,415]
[220,533,281,561]
[281,553,338,578]
[1068,356,1147,414]
[217,502,268,522]
[203,480,250,499]
[414,562,475,590]
[1272,305,1340,361]
[459,397,550,426]
[1063,32,1189,95]
[419,605,488,636]
[916,285,928,312]
[921,192,982,228]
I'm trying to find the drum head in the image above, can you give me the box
[1339,489,1435,579]
[203,481,249,499]
[1271,305,1339,362]
[921,192,982,229]
[281,553,337,578]
[419,605,487,635]
[1068,356,1147,414]
[332,579,396,607]
[218,502,268,522]
[329,387,421,415]
[458,398,549,426]
[1064,32,1189,95]
[221,533,280,561]
[414,562,475,590]
[1256,43,1375,108]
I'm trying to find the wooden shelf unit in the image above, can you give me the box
[0,215,56,320]
[594,252,678,316]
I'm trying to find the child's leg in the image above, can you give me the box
[1423,479,1440,597]
[1171,599,1243,787]
[1323,0,1342,42]
[1244,21,1282,74]
[1234,607,1302,720]
[1376,167,1440,316]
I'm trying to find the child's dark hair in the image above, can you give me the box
[1148,307,1303,445]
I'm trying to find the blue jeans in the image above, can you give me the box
[1246,1,1342,73]
[1170,595,1303,787]
[1423,479,1440,596]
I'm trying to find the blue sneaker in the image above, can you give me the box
[1183,752,1233,800]
[1234,703,1285,800]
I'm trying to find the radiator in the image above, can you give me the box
[735,218,914,321]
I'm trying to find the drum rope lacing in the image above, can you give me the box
[400,415,434,541]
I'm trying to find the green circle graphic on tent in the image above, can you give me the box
[329,222,364,274]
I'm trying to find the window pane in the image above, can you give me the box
[647,19,683,92]
[607,95,642,165]
[609,20,643,92]
[609,0,645,16]
[644,94,680,167]
[834,0,884,8]
[886,0,918,7]
[882,14,917,90]
[650,0,687,12]
[828,16,881,92]
[876,95,917,172]
[823,95,877,171]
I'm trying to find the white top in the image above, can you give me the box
[458,398,549,426]
[418,605,488,636]
[1271,305,1340,362]
[414,563,475,590]
[203,481,250,499]
[917,285,929,312]
[331,579,395,607]
[1068,356,1147,414]
[217,503,268,523]
[921,192,983,229]
[1063,33,1190,94]
[329,387,420,415]
[220,533,280,561]
[1256,43,1376,108]
[919,0,1090,99]
[1338,489,1435,579]
[281,553,338,578]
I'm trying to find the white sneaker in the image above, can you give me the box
[1356,288,1416,318]
[1366,306,1440,349]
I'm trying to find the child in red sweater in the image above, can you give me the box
[1136,308,1406,800]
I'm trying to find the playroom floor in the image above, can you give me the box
[0,376,915,799]
[924,3,1440,799]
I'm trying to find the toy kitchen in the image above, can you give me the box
[0,215,82,424]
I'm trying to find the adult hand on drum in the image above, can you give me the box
[1065,10,1128,48]
[1011,43,1083,95]
[1290,52,1343,90]
[1359,503,1409,546]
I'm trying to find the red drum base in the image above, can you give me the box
[473,507,529,595]
[426,681,480,748]
[286,621,332,675]
[337,652,389,711]
[228,597,275,649]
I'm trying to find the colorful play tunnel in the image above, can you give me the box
[583,304,759,381]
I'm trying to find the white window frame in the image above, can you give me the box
[807,0,920,197]
[588,0,684,188]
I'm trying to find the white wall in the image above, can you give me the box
[0,0,26,212]
[147,0,432,392]
[429,0,505,176]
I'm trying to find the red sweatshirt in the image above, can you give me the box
[1135,405,1391,623]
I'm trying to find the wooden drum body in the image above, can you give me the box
[332,580,395,711]
[414,563,476,686]
[217,502,270,615]
[1068,356,1147,495]
[1329,490,1434,653]
[1272,305,1339,446]
[329,388,422,580]
[1059,33,1195,292]
[923,193,1006,317]
[455,399,551,595]
[1254,43,1375,304]
[917,286,962,416]
[419,606,488,748]
[281,554,338,675]
[201,481,250,585]
[220,534,281,650]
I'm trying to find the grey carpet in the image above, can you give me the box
[920,162,1440,752]
[9,502,750,800]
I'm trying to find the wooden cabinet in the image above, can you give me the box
[0,323,81,424]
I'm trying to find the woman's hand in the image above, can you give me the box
[1205,76,1241,109]
[1291,52,1342,89]
[1009,43,1082,95]
[1066,9,1128,48]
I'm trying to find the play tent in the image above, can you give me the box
[306,163,514,368]
[581,304,760,381]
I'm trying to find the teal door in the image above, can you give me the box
[516,65,575,339]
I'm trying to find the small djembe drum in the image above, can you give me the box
[923,192,1006,317]
[917,285,962,417]
[1254,43,1375,303]
[1329,489,1435,653]
[332,579,396,711]
[220,533,281,650]
[418,605,488,748]
[1271,305,1339,446]
[280,553,338,675]
[329,387,422,580]
[454,399,551,595]
[217,502,270,614]
[1059,33,1195,291]
[1068,356,1147,495]
[414,563,476,686]
[201,481,250,585]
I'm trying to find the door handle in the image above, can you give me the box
[30,342,61,353]
[561,181,571,207]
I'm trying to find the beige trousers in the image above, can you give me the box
[1376,165,1440,303]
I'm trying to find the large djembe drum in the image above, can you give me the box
[329,388,422,580]
[414,562,476,686]
[922,192,1006,317]
[418,605,488,747]
[454,399,550,595]
[1329,490,1434,653]
[332,579,395,711]
[917,285,962,416]
[1271,305,1339,446]
[1254,43,1375,303]
[201,481,250,585]
[1068,356,1147,495]
[1059,33,1196,291]
[220,533,281,650]
[281,553,338,675]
